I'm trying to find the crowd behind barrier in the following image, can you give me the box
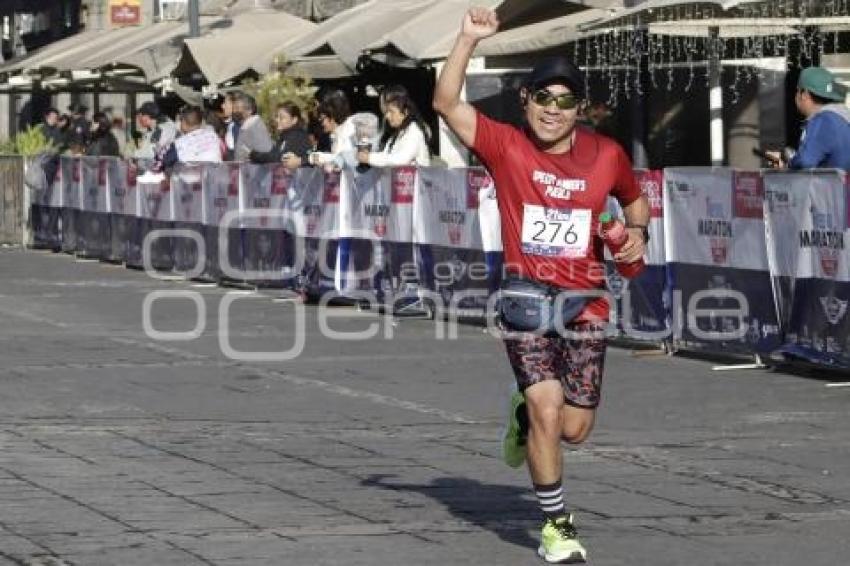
[27,156,850,371]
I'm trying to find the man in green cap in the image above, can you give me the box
[767,66,850,170]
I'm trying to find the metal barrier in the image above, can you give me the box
[25,156,850,371]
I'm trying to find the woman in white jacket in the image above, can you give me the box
[310,90,357,170]
[357,85,431,168]
[356,85,432,301]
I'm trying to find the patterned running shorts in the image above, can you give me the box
[503,323,607,409]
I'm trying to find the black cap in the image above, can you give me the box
[525,56,585,99]
[138,101,160,118]
[68,103,88,114]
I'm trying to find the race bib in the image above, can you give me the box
[521,204,591,258]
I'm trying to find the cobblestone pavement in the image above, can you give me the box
[0,249,849,566]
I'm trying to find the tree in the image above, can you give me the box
[242,55,317,130]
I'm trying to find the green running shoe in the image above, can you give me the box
[501,390,527,468]
[538,514,587,564]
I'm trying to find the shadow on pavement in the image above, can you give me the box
[362,474,539,550]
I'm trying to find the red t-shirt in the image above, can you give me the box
[472,112,641,321]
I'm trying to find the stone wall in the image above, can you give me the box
[0,156,24,245]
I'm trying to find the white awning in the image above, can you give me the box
[578,0,798,34]
[595,0,769,19]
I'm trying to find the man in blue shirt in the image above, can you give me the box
[768,67,850,170]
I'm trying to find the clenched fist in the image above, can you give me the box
[462,7,499,40]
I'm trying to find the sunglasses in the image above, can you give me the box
[531,89,578,110]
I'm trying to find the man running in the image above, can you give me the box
[433,7,649,563]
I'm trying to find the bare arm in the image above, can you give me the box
[432,7,499,148]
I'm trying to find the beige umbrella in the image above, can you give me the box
[276,0,436,77]
[363,0,621,63]
[0,18,222,83]
[181,8,317,86]
[286,55,355,80]
[272,0,370,20]
[420,7,611,60]
[364,0,502,63]
[0,29,124,75]
[71,20,223,82]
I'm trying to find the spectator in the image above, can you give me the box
[40,108,64,149]
[249,101,312,170]
[767,67,850,170]
[111,116,129,156]
[86,112,121,157]
[162,106,223,168]
[581,101,609,128]
[133,101,178,160]
[309,90,357,169]
[307,112,331,152]
[580,101,629,152]
[36,108,63,186]
[232,92,273,161]
[217,92,239,160]
[204,109,229,159]
[357,85,430,167]
[66,103,90,148]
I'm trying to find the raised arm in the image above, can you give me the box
[432,7,499,148]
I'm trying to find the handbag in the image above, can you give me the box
[24,152,53,192]
[497,276,592,336]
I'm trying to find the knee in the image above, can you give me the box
[526,399,562,437]
[561,418,593,444]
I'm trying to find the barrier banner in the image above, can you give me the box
[286,166,337,297]
[604,169,670,338]
[135,171,174,270]
[384,166,424,301]
[240,163,291,285]
[46,157,850,371]
[663,168,780,354]
[339,167,417,299]
[347,167,413,242]
[334,168,369,294]
[32,155,63,250]
[202,162,241,281]
[171,164,205,274]
[108,158,139,263]
[321,169,346,293]
[60,157,81,253]
[78,157,111,258]
[763,170,850,368]
[414,167,488,308]
[471,168,503,299]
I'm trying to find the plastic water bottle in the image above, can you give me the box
[598,212,645,278]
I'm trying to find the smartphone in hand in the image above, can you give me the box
[752,147,775,161]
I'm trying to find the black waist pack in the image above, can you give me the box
[497,276,594,336]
